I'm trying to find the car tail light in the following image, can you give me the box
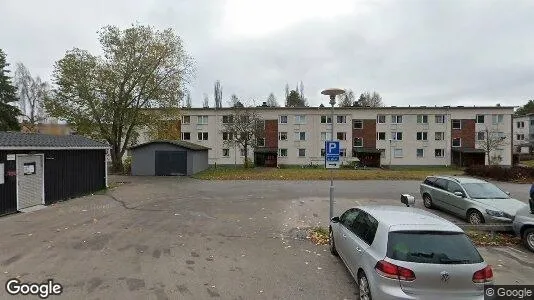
[375,260,416,281]
[472,265,493,283]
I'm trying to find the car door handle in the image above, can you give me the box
[342,234,347,238]
[356,247,362,252]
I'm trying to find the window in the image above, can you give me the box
[446,181,464,195]
[353,120,363,129]
[182,115,190,124]
[336,132,346,140]
[279,148,288,157]
[279,115,288,124]
[295,115,306,124]
[23,162,36,175]
[278,132,288,141]
[336,115,347,123]
[295,132,306,141]
[222,115,234,124]
[298,148,306,157]
[391,115,403,124]
[377,132,386,140]
[435,149,444,157]
[181,132,191,140]
[477,132,485,141]
[340,148,346,157]
[394,148,403,158]
[476,115,485,124]
[531,120,534,126]
[240,115,249,123]
[392,132,403,141]
[417,115,428,124]
[492,114,504,124]
[257,137,265,147]
[340,208,360,228]
[354,137,363,147]
[517,121,525,128]
[435,115,445,124]
[240,148,247,156]
[222,132,234,141]
[530,133,534,140]
[351,212,379,245]
[435,132,444,141]
[452,119,461,129]
[320,149,325,157]
[321,115,332,124]
[378,149,385,158]
[386,232,483,264]
[416,149,424,158]
[222,149,230,157]
[517,134,525,140]
[197,132,209,140]
[377,115,386,124]
[452,137,461,147]
[197,115,208,125]
[320,132,332,141]
[416,132,428,141]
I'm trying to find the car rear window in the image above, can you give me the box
[387,231,483,264]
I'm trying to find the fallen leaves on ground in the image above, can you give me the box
[466,230,522,247]
[309,227,329,245]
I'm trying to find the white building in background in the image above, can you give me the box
[512,114,534,154]
[137,104,514,167]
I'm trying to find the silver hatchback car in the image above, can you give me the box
[329,205,493,300]
[420,175,526,224]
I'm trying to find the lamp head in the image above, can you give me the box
[321,88,345,106]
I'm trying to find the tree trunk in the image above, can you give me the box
[111,146,124,173]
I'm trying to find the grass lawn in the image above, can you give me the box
[521,160,534,167]
[192,166,464,180]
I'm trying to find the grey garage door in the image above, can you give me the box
[155,151,187,176]
[16,154,44,209]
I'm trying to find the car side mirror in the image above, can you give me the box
[505,191,511,196]
[401,194,415,207]
[331,216,340,223]
[454,191,465,198]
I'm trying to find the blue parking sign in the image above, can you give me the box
[325,141,340,169]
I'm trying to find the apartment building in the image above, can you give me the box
[139,105,514,167]
[513,114,534,153]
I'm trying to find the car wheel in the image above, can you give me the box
[329,228,338,256]
[358,272,372,300]
[467,210,485,224]
[423,194,433,209]
[524,228,534,252]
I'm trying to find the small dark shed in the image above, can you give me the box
[0,132,109,216]
[130,140,209,176]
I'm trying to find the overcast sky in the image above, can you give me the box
[1,0,533,108]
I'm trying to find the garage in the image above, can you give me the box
[0,132,109,216]
[129,140,209,176]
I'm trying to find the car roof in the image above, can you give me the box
[358,205,463,232]
[426,175,487,184]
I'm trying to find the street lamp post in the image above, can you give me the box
[321,88,345,221]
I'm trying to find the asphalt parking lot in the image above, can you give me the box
[0,177,533,299]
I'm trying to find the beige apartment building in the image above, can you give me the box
[139,105,514,167]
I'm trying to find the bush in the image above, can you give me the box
[123,156,132,175]
[465,165,534,182]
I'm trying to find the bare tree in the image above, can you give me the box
[266,93,278,107]
[214,80,222,108]
[221,105,265,168]
[357,91,384,107]
[202,93,209,108]
[228,94,239,107]
[14,63,50,131]
[337,90,355,107]
[477,126,508,165]
[185,91,192,108]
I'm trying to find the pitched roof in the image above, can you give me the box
[0,132,109,150]
[129,140,210,151]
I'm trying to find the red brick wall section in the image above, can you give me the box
[452,119,475,148]
[264,120,278,148]
[352,119,376,149]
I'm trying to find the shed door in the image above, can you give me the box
[155,151,187,176]
[16,154,44,210]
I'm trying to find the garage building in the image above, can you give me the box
[130,140,209,176]
[0,132,109,216]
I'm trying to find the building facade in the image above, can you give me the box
[512,114,534,153]
[138,105,514,167]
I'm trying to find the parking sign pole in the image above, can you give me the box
[329,95,336,220]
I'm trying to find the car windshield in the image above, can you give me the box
[387,231,483,264]
[462,182,509,199]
